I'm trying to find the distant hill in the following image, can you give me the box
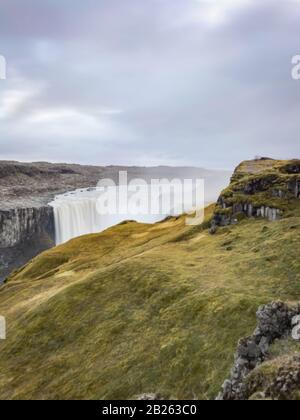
[0,160,231,210]
[0,159,299,400]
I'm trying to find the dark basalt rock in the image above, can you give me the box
[288,178,300,198]
[242,175,279,195]
[280,160,300,174]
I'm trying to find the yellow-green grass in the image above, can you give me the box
[234,158,300,176]
[0,203,299,400]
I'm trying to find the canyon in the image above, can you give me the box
[0,160,231,282]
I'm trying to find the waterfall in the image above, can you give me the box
[50,195,105,245]
[49,184,202,245]
[49,188,168,245]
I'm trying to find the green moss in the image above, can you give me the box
[234,212,247,222]
[245,353,300,400]
[214,206,232,216]
[269,337,300,359]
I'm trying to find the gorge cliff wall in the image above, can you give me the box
[0,206,55,283]
[0,207,54,248]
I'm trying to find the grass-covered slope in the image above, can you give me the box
[0,160,299,400]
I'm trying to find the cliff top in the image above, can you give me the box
[234,158,300,176]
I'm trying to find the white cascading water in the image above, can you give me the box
[50,191,105,245]
[49,184,200,245]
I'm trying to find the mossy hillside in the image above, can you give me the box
[171,203,215,242]
[0,197,299,399]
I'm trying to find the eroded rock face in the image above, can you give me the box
[215,199,282,226]
[0,207,55,283]
[0,207,54,247]
[217,302,300,400]
[281,161,300,175]
[288,179,300,198]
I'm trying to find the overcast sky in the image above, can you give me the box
[0,0,299,169]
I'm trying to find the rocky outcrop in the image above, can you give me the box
[217,302,300,400]
[214,200,281,226]
[213,158,300,226]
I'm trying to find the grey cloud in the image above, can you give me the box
[0,0,299,169]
